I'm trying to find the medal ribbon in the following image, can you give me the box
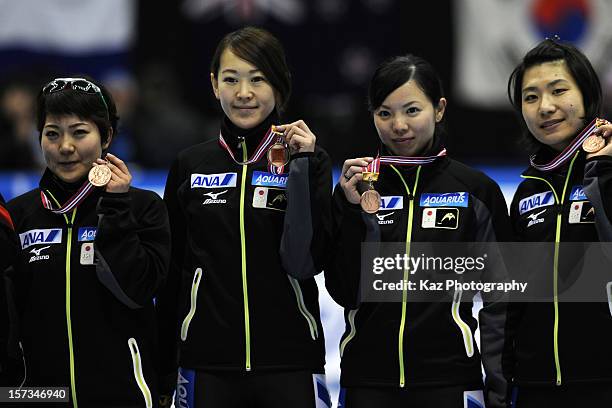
[363,148,447,175]
[529,118,598,172]
[219,127,278,166]
[40,181,95,214]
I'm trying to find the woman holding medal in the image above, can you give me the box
[158,27,332,407]
[326,55,512,408]
[505,39,612,406]
[4,77,171,407]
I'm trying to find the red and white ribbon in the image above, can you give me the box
[363,148,447,173]
[40,181,95,214]
[529,118,598,172]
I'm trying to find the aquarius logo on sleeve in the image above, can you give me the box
[190,172,237,189]
[19,228,62,249]
[519,191,554,215]
[78,227,97,242]
[420,192,468,208]
[251,171,288,188]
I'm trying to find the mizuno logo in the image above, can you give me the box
[28,245,51,263]
[202,190,228,205]
[29,246,50,256]
[375,212,395,220]
[527,209,546,220]
[203,190,228,200]
[527,209,546,227]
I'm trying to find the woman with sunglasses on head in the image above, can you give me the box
[3,77,171,407]
[505,39,612,406]
[325,55,512,408]
[157,27,332,408]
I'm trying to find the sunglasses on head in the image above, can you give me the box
[42,77,109,114]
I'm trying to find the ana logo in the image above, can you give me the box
[78,227,97,242]
[202,190,228,205]
[519,191,554,215]
[380,196,403,210]
[19,228,62,249]
[527,209,546,228]
[420,192,468,208]
[375,211,395,225]
[570,185,587,201]
[251,171,288,188]
[190,173,237,189]
[29,245,50,263]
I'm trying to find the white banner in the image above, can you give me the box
[454,0,612,108]
[0,0,136,53]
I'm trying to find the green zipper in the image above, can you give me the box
[239,141,252,371]
[389,165,421,387]
[46,191,79,406]
[520,151,579,386]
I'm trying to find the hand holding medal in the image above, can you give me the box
[583,118,612,158]
[340,157,375,209]
[92,153,132,193]
[273,120,316,154]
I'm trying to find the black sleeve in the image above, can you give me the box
[156,157,189,395]
[0,195,22,386]
[583,156,612,241]
[324,184,380,309]
[94,191,171,308]
[472,182,512,408]
[0,194,18,271]
[280,148,332,279]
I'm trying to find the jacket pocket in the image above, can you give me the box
[451,289,474,357]
[181,268,203,341]
[288,276,319,340]
[127,338,152,408]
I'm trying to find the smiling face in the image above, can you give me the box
[211,49,277,130]
[373,80,446,156]
[41,114,110,183]
[521,60,586,151]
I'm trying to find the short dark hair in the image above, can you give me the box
[210,26,292,114]
[368,54,446,138]
[36,76,119,147]
[507,39,602,153]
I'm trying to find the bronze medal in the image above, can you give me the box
[582,135,606,153]
[360,188,381,214]
[267,142,290,167]
[88,164,112,187]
